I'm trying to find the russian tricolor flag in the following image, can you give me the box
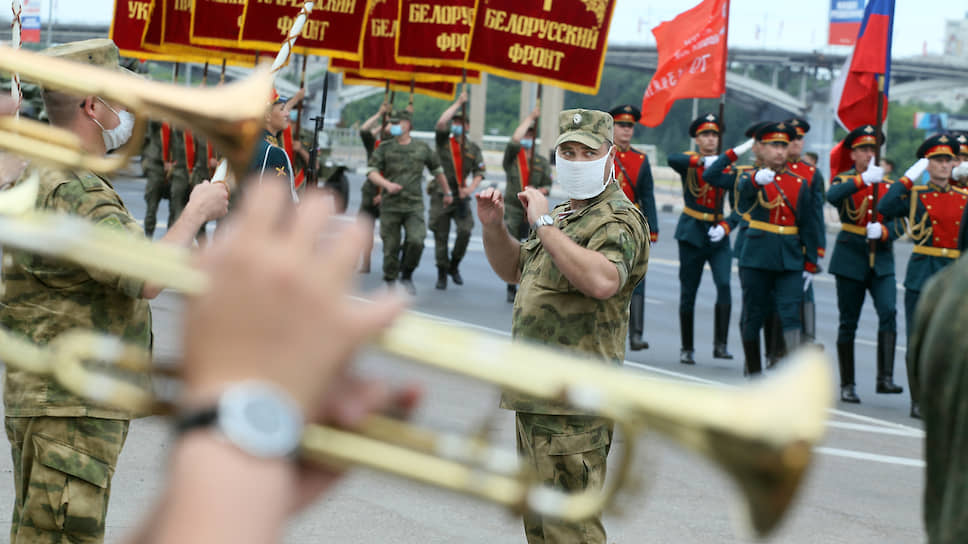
[831,0,894,131]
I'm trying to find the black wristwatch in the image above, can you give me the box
[174,381,304,459]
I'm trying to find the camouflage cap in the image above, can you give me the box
[41,39,131,73]
[389,109,412,122]
[555,109,613,149]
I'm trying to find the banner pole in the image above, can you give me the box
[10,0,22,116]
[869,74,886,268]
[528,83,543,186]
[296,54,309,131]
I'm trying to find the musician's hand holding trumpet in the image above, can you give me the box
[134,182,421,543]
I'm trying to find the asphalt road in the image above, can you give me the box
[0,172,928,543]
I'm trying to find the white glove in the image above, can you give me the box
[733,138,755,157]
[953,162,968,181]
[754,168,775,186]
[861,165,884,185]
[866,222,884,240]
[904,158,929,181]
[707,224,726,243]
[802,271,813,293]
[703,155,718,169]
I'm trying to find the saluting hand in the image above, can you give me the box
[475,187,505,228]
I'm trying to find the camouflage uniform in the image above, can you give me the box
[367,136,444,281]
[430,127,486,274]
[142,120,170,238]
[358,130,381,219]
[503,109,649,544]
[1,165,150,543]
[167,127,191,229]
[503,141,552,240]
[908,256,968,544]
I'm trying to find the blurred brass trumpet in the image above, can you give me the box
[0,46,272,185]
[0,175,832,536]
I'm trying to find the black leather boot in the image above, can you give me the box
[679,311,695,364]
[629,293,649,351]
[764,312,785,368]
[713,304,733,359]
[801,301,818,346]
[435,267,448,290]
[449,263,464,286]
[742,338,762,377]
[876,331,903,394]
[836,343,860,403]
[506,284,516,303]
[781,329,802,360]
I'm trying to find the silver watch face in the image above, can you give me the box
[217,382,304,458]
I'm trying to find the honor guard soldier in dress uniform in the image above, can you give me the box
[367,109,451,295]
[907,253,968,544]
[1,39,228,544]
[245,91,297,204]
[432,91,486,290]
[826,125,904,404]
[477,108,648,544]
[785,118,826,346]
[668,113,738,364]
[877,133,967,418]
[609,104,656,351]
[705,122,819,375]
[502,107,553,303]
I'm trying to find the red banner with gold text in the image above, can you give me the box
[189,0,246,50]
[464,0,616,94]
[238,0,367,60]
[111,0,182,61]
[395,0,475,68]
[341,71,457,101]
[141,0,256,66]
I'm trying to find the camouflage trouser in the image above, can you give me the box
[5,416,129,544]
[428,191,474,270]
[380,208,426,281]
[143,168,170,238]
[359,181,380,219]
[516,412,613,544]
[167,169,191,229]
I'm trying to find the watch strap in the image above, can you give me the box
[173,406,219,436]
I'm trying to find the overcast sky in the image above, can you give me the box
[35,0,961,58]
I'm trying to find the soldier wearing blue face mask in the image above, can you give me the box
[502,107,553,302]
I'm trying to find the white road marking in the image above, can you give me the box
[815,447,925,468]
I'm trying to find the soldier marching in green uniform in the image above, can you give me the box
[785,118,826,345]
[826,125,904,404]
[141,119,170,238]
[668,113,738,364]
[609,104,657,352]
[478,108,648,544]
[1,39,228,544]
[503,107,553,303]
[367,109,451,295]
[907,253,968,544]
[166,125,191,228]
[877,133,966,418]
[705,122,819,375]
[358,102,393,273]
[431,90,486,290]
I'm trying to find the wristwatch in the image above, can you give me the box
[174,381,304,459]
[532,214,554,232]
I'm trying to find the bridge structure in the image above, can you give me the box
[2,23,966,174]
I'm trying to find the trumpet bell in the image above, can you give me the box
[0,46,273,184]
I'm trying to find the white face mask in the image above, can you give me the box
[92,98,135,152]
[556,146,613,200]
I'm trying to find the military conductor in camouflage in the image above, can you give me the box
[367,109,451,295]
[1,39,228,543]
[477,109,649,543]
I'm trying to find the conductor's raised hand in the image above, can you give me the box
[475,187,505,228]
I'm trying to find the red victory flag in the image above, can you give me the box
[141,0,257,66]
[111,0,181,61]
[832,0,894,130]
[342,71,457,101]
[464,0,616,94]
[330,0,476,83]
[396,0,475,68]
[238,0,367,60]
[639,0,729,127]
[189,0,246,49]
